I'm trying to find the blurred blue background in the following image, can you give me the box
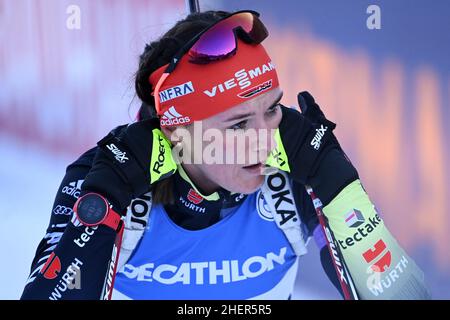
[0,0,448,299]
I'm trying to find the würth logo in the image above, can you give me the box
[160,106,191,126]
[106,143,129,163]
[187,188,203,204]
[41,252,61,280]
[363,239,392,273]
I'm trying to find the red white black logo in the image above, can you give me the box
[238,80,273,99]
[180,189,205,214]
[41,252,61,280]
[187,188,203,205]
[362,239,392,273]
[344,209,364,228]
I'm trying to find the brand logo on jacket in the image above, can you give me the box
[53,205,74,216]
[179,195,206,214]
[344,209,364,228]
[152,135,167,174]
[41,252,61,280]
[61,180,84,199]
[106,143,129,163]
[256,191,274,221]
[364,239,410,297]
[363,239,392,273]
[129,193,151,228]
[187,188,203,205]
[49,258,83,300]
[73,226,98,248]
[120,247,287,285]
[340,213,382,250]
[310,125,328,150]
[266,172,297,225]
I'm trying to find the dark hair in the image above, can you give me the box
[135,10,230,119]
[135,10,231,204]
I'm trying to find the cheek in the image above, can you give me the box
[264,111,282,151]
[269,109,282,129]
[222,135,246,164]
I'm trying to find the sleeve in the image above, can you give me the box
[321,179,431,299]
[21,148,117,300]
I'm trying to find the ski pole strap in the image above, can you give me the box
[306,185,359,300]
[117,192,153,272]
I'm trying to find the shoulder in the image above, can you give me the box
[66,146,98,172]
[54,146,98,203]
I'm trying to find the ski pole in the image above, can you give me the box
[306,185,359,300]
[185,0,200,14]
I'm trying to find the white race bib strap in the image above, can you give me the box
[261,170,308,256]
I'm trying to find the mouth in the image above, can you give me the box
[242,163,264,174]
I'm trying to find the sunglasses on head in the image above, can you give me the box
[153,10,269,115]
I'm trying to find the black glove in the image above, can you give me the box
[81,118,177,212]
[297,91,342,150]
[274,92,359,206]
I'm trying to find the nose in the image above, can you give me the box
[249,120,278,164]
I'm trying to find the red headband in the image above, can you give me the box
[149,39,280,127]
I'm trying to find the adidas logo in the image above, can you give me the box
[160,106,191,126]
[62,180,83,199]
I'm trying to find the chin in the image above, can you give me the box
[228,175,264,194]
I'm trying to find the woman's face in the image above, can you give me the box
[164,87,283,195]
